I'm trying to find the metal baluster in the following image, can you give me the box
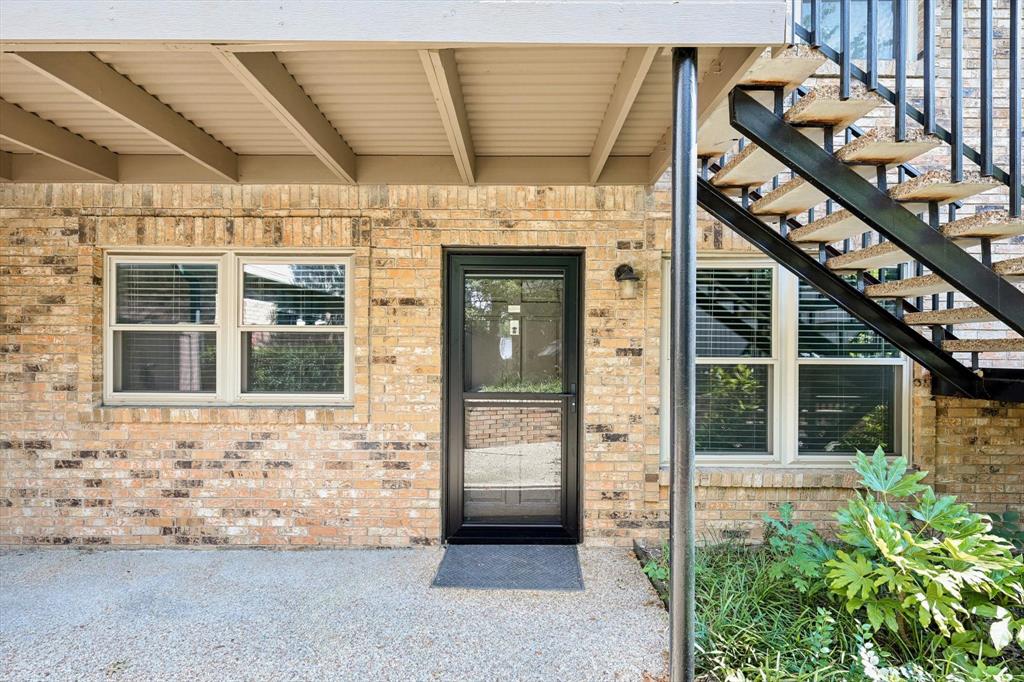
[867,0,878,90]
[894,0,908,141]
[981,0,993,176]
[840,0,851,99]
[810,0,821,46]
[951,0,963,181]
[923,0,936,135]
[1011,0,1022,216]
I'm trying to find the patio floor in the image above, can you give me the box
[0,546,669,681]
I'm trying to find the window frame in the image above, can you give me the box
[659,254,911,468]
[103,249,354,406]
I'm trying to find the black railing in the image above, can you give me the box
[790,0,1023,203]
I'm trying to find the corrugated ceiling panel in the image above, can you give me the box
[279,50,450,156]
[94,51,308,155]
[611,52,671,156]
[457,47,626,156]
[0,54,173,154]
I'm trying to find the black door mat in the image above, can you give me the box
[431,544,584,591]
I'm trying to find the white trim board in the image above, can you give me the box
[1,1,790,46]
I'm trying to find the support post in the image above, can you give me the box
[669,46,698,682]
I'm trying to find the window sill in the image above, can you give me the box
[85,403,355,425]
[658,465,861,489]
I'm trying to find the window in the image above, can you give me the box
[695,267,775,457]
[796,281,903,456]
[105,252,352,404]
[660,258,909,466]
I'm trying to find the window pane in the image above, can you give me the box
[114,331,216,393]
[242,332,345,393]
[242,263,346,326]
[799,280,899,358]
[115,263,217,324]
[464,275,563,393]
[696,364,770,454]
[697,268,772,358]
[799,365,897,455]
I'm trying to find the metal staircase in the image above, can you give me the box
[693,0,1024,401]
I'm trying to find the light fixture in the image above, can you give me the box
[614,264,640,300]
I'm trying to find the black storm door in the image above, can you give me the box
[444,253,581,544]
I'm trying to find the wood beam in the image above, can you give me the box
[0,99,118,181]
[215,50,357,183]
[11,51,237,182]
[648,46,764,183]
[419,49,476,184]
[589,46,659,183]
[0,151,12,181]
[5,153,651,186]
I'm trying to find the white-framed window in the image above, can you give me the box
[660,256,910,467]
[104,250,353,405]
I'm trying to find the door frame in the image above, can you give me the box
[442,250,583,544]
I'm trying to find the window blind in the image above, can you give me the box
[696,364,770,454]
[115,263,218,325]
[798,279,899,358]
[242,264,346,326]
[798,364,897,455]
[115,331,217,393]
[697,268,772,357]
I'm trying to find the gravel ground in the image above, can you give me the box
[0,547,668,681]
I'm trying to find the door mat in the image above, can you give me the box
[431,544,584,591]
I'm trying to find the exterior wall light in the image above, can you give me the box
[614,264,640,300]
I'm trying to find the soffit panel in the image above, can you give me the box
[611,52,671,156]
[278,50,451,155]
[94,50,309,155]
[456,47,627,156]
[0,53,173,154]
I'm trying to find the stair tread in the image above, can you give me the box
[699,47,828,158]
[712,128,822,188]
[784,83,885,128]
[904,306,997,325]
[741,45,828,88]
[751,166,874,216]
[940,211,1024,239]
[888,170,1002,204]
[826,241,906,270]
[834,127,942,165]
[943,338,1024,352]
[864,258,1024,298]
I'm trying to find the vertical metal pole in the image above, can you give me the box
[867,0,878,90]
[1011,0,1022,216]
[951,0,963,181]
[669,45,697,682]
[840,0,851,100]
[980,0,993,176]
[894,0,908,141]
[923,0,935,134]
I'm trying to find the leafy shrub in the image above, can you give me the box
[990,511,1024,554]
[763,502,835,596]
[825,448,1024,659]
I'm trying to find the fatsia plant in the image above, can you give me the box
[825,448,1024,657]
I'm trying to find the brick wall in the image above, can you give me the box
[464,405,562,450]
[1,181,1018,548]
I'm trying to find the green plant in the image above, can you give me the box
[762,502,835,595]
[642,541,670,582]
[825,448,1024,658]
[989,511,1024,554]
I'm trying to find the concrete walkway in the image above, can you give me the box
[0,547,668,681]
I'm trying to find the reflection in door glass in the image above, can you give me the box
[463,276,563,392]
[463,401,562,524]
